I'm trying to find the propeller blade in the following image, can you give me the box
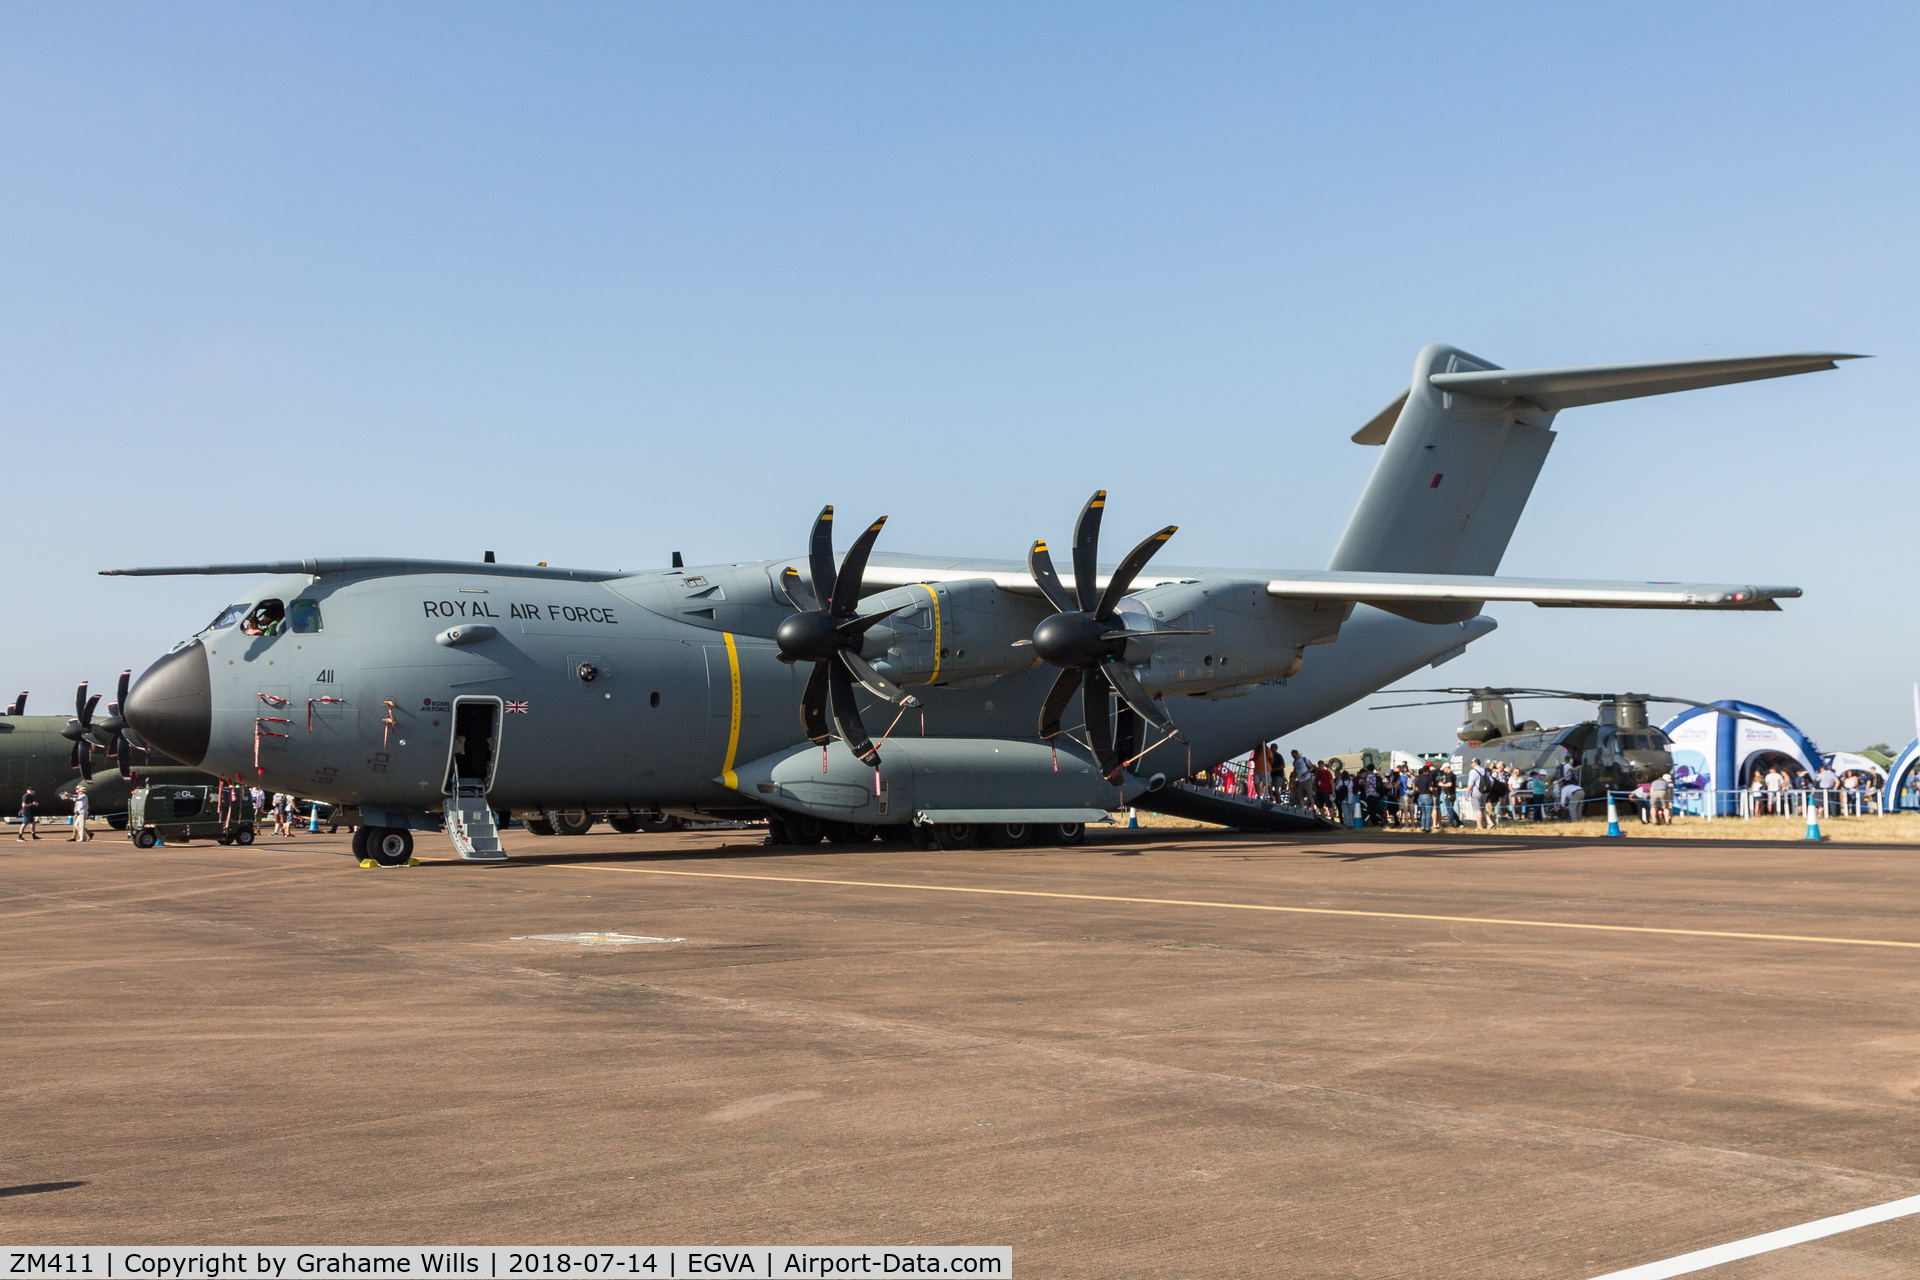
[118,735,134,777]
[836,601,911,636]
[779,566,819,612]
[1114,700,1140,771]
[1367,699,1481,710]
[116,669,131,709]
[1082,667,1119,779]
[1070,490,1106,612]
[82,693,99,725]
[78,749,93,782]
[74,682,90,722]
[840,649,920,707]
[1101,628,1210,640]
[801,661,831,745]
[70,741,82,769]
[808,506,837,607]
[1037,667,1083,740]
[7,692,24,716]
[827,659,881,767]
[1100,659,1183,741]
[1095,525,1178,619]
[828,515,888,618]
[1026,540,1077,615]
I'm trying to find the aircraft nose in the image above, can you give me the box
[124,641,212,767]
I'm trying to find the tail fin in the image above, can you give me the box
[1329,345,1859,577]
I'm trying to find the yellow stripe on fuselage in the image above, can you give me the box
[721,631,743,789]
[923,584,942,686]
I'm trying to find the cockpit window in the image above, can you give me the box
[242,599,286,637]
[287,599,324,633]
[205,603,250,632]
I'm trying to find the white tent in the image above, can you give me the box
[1824,751,1887,778]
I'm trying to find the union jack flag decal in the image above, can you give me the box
[505,700,529,713]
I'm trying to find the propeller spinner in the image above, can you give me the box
[1027,490,1184,781]
[774,506,919,768]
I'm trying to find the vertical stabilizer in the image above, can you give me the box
[1329,344,1558,579]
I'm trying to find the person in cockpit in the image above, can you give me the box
[243,599,286,637]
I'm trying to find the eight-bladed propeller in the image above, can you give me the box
[774,506,919,768]
[94,670,146,778]
[60,682,102,782]
[1028,490,1184,781]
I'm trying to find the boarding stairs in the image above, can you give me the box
[1137,780,1338,833]
[444,784,507,861]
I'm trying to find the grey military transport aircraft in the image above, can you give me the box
[110,344,1856,865]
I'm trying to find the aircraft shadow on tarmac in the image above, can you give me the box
[0,1181,87,1199]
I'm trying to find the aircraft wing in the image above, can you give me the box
[1263,572,1797,610]
[859,556,1797,611]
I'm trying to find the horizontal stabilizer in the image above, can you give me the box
[1429,351,1864,412]
[1267,572,1797,611]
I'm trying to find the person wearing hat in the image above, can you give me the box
[59,786,90,841]
[1649,772,1672,825]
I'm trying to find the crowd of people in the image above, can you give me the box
[1202,748,1610,829]
[1204,744,1894,828]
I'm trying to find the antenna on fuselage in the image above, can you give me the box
[672,552,684,569]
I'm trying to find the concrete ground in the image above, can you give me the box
[3,823,1918,1278]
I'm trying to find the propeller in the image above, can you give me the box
[774,506,919,767]
[1027,490,1184,781]
[59,682,101,782]
[5,691,24,716]
[1370,686,1780,724]
[94,670,146,778]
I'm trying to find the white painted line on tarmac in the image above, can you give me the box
[545,863,1920,950]
[1586,1192,1920,1278]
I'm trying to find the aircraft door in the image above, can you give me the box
[443,697,503,796]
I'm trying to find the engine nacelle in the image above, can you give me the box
[857,578,1048,689]
[1115,578,1348,698]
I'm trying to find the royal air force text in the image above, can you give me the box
[421,601,617,624]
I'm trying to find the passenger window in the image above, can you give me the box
[242,599,287,637]
[206,603,250,632]
[288,599,324,634]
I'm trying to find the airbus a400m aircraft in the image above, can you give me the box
[111,345,1855,864]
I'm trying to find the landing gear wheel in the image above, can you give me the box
[606,814,643,834]
[133,829,157,849]
[637,813,681,833]
[107,813,128,831]
[987,822,1032,848]
[366,827,414,867]
[217,834,233,846]
[825,821,876,845]
[1043,821,1086,846]
[764,814,793,846]
[234,826,254,846]
[551,810,595,836]
[524,816,556,836]
[351,826,372,859]
[783,815,824,845]
[934,822,977,850]
[908,823,935,850]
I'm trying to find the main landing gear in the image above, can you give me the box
[354,826,415,867]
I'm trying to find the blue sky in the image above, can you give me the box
[4,3,1914,755]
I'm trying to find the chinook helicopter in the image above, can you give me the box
[1371,686,1776,796]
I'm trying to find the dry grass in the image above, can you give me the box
[1124,806,1919,843]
